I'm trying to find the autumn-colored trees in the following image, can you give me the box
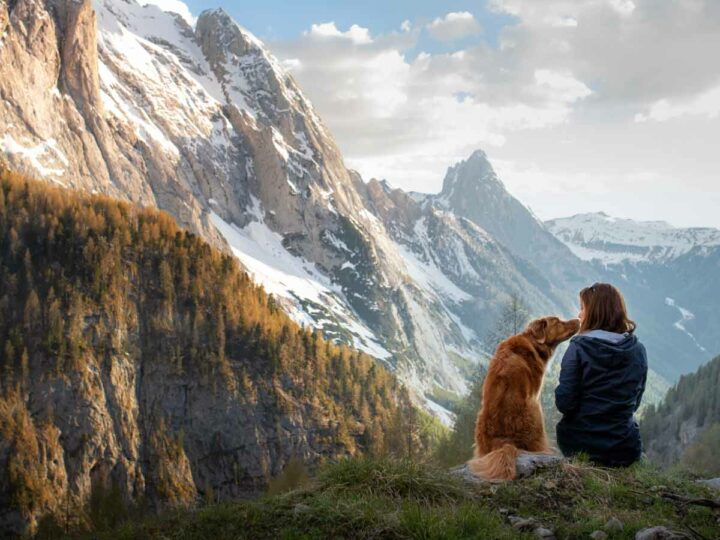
[0,167,430,526]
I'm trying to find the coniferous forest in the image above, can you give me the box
[0,167,438,534]
[642,354,720,474]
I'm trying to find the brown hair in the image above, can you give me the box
[579,282,636,334]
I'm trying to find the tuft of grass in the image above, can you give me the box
[316,457,479,503]
[267,458,311,496]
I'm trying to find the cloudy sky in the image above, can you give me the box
[156,0,719,227]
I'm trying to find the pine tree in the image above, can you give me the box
[484,293,529,352]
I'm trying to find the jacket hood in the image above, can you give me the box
[571,330,641,367]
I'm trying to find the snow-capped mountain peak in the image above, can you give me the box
[546,212,720,264]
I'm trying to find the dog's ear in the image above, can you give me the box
[529,319,548,343]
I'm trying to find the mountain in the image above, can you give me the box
[432,150,593,306]
[547,212,720,380]
[642,355,720,472]
[546,212,720,265]
[0,170,433,536]
[0,0,586,409]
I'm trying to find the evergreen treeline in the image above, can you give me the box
[0,167,434,532]
[642,354,720,473]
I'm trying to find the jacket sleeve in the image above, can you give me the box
[634,346,648,412]
[555,342,582,415]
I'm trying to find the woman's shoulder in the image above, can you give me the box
[571,329,633,344]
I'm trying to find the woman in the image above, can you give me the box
[555,283,647,466]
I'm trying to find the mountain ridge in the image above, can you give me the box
[0,0,588,405]
[546,212,720,265]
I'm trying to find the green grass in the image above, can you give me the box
[46,458,719,540]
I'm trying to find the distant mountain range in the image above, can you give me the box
[547,212,720,265]
[1,0,718,415]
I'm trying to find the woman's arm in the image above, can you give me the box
[634,345,648,412]
[555,342,583,415]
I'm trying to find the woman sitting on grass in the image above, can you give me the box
[555,282,648,467]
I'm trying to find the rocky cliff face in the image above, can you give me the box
[0,0,588,405]
[0,172,423,535]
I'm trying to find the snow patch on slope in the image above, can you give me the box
[424,397,456,428]
[397,218,472,302]
[0,135,67,178]
[210,206,391,361]
[138,0,196,27]
[665,297,706,352]
[96,0,229,155]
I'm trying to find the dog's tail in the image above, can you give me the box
[467,443,519,482]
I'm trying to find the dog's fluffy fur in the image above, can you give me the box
[468,316,580,482]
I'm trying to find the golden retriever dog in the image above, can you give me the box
[468,316,580,481]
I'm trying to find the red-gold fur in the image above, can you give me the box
[468,316,580,481]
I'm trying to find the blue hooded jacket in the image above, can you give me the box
[555,329,648,466]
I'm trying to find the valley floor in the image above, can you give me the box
[42,458,720,540]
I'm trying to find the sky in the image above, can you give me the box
[147,0,720,228]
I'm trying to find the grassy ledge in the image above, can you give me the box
[41,457,720,540]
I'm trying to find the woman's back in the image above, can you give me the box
[555,330,647,463]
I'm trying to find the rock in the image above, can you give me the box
[534,526,556,539]
[293,503,311,515]
[516,453,563,478]
[450,453,563,484]
[604,516,624,532]
[508,516,537,531]
[590,531,608,540]
[634,526,688,540]
[449,464,487,484]
[696,478,720,491]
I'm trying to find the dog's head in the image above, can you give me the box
[525,316,580,354]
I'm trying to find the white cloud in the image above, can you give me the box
[534,69,592,103]
[544,15,578,27]
[427,12,482,42]
[607,0,636,16]
[281,58,303,72]
[635,83,720,122]
[269,1,720,227]
[306,22,373,44]
[138,0,196,27]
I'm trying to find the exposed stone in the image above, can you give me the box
[534,526,556,539]
[450,453,564,484]
[604,516,624,532]
[696,478,720,491]
[516,453,563,478]
[509,516,537,530]
[634,526,688,540]
[590,531,608,540]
